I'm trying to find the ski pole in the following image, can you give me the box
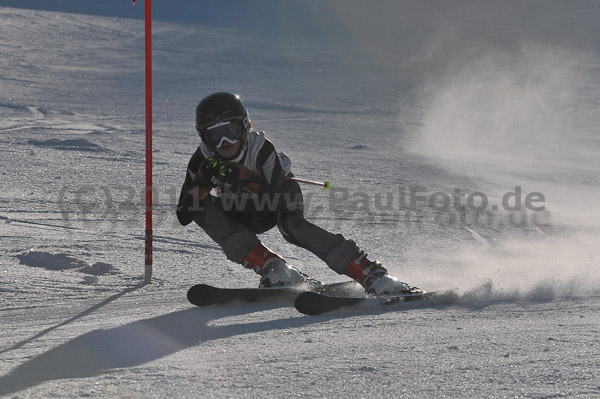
[286,177,332,190]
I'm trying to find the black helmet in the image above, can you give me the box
[196,92,250,152]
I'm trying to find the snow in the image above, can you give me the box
[1,2,600,397]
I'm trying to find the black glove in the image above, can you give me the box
[194,158,222,188]
[195,158,262,192]
[221,162,263,192]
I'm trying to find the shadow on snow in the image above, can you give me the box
[0,288,338,395]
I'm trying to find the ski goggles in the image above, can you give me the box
[204,120,244,148]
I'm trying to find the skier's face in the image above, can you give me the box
[215,140,241,159]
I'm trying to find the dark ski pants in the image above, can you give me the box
[193,180,359,275]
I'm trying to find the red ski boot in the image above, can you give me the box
[242,243,309,288]
[346,251,418,296]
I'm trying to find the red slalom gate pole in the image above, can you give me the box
[144,0,153,284]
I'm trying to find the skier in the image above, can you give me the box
[177,92,418,295]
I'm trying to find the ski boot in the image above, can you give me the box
[242,243,315,288]
[346,251,419,296]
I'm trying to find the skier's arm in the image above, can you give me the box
[217,140,287,196]
[176,150,207,226]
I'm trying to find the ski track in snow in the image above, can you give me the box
[1,3,600,398]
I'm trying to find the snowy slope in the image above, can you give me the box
[1,3,600,398]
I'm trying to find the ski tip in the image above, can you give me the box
[294,291,365,316]
[187,284,217,306]
[294,292,325,316]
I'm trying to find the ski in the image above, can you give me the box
[187,280,361,307]
[294,290,436,316]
